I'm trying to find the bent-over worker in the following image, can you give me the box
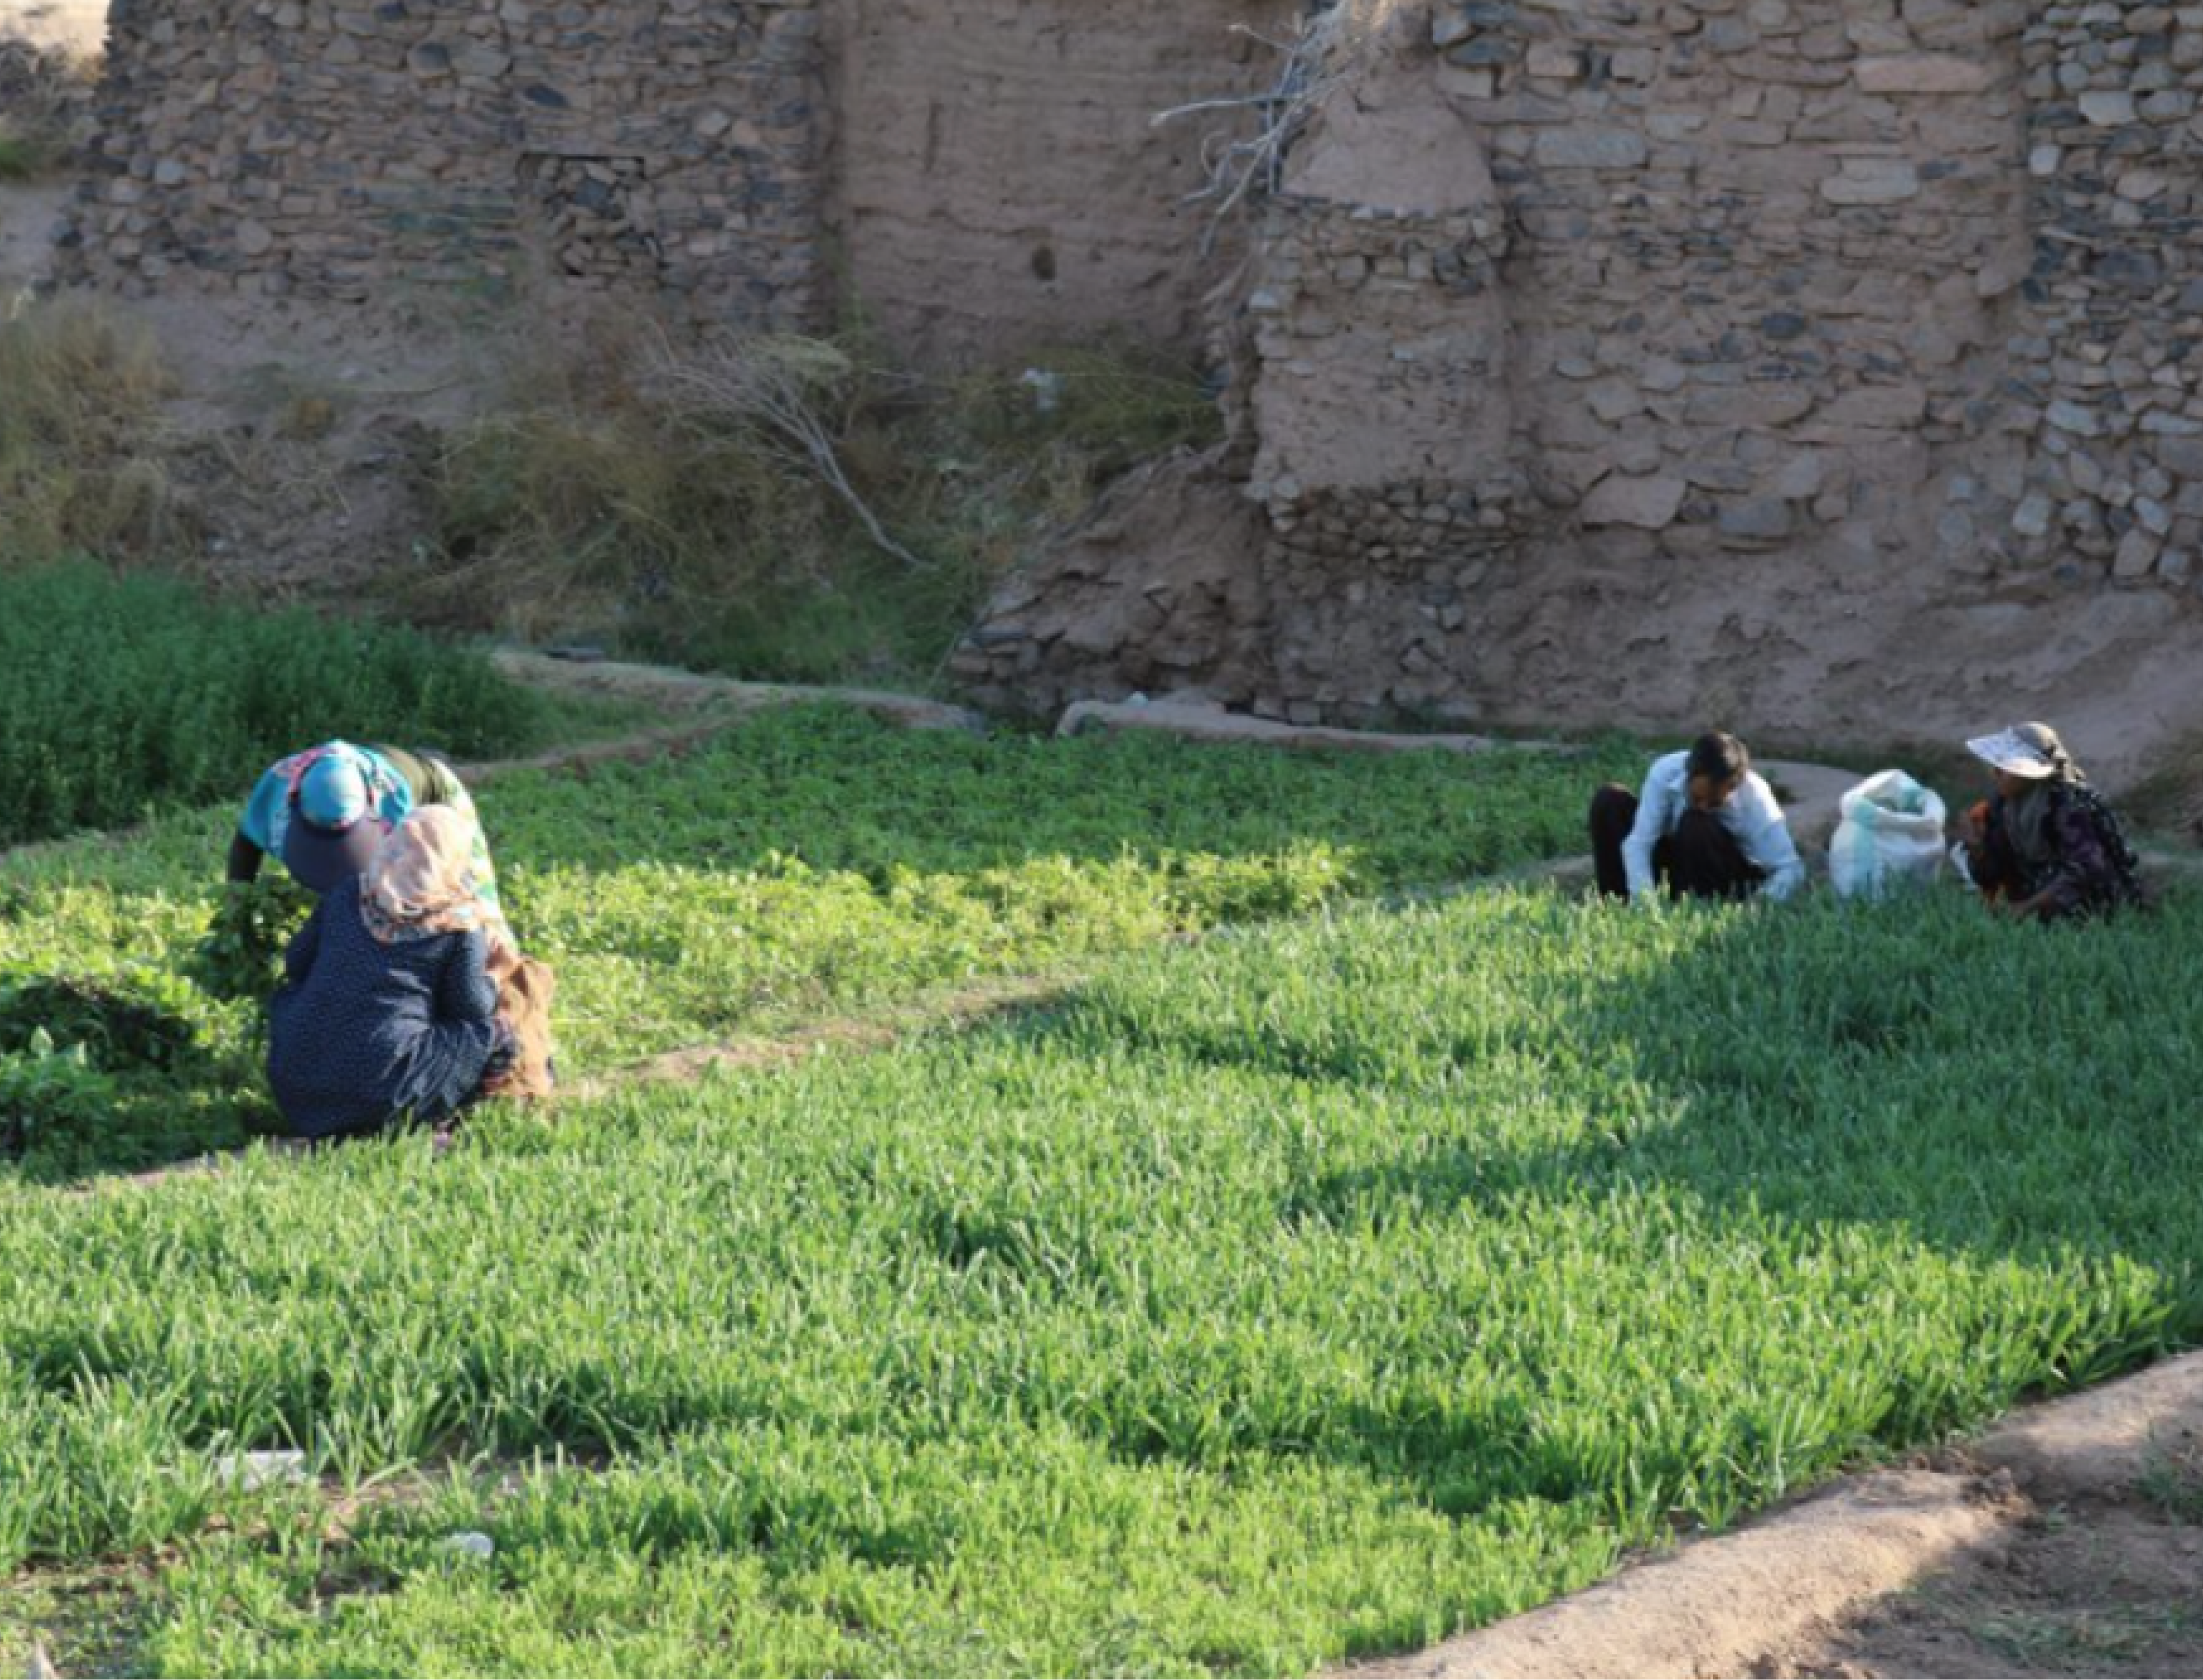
[1590,731,1805,904]
[230,740,504,921]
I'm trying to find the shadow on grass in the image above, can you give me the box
[1009,886,2203,1534]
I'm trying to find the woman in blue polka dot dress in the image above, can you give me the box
[268,807,515,1142]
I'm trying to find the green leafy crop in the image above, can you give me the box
[184,878,317,1006]
[0,563,558,847]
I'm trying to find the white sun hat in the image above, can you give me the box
[1965,724,2064,780]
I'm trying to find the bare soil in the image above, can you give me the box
[0,0,104,57]
[0,177,69,298]
[1,158,528,595]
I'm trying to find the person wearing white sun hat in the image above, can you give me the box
[1957,722,2142,921]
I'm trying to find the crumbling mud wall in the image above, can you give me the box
[820,0,1299,360]
[956,0,2203,776]
[61,0,827,320]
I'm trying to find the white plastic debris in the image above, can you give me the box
[1018,367,1064,414]
[218,1449,310,1491]
[438,1530,497,1561]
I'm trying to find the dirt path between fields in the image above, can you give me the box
[489,649,987,734]
[1349,1355,2203,1680]
[562,973,1072,1101]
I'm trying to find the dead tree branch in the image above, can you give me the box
[649,330,932,574]
[1152,4,1361,254]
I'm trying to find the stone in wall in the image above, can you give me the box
[2014,0,2203,588]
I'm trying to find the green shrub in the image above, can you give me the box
[0,135,45,181]
[184,877,316,1005]
[0,562,556,846]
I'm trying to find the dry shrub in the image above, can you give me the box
[652,331,928,573]
[0,296,183,563]
[400,311,829,658]
[0,39,98,181]
[402,311,1220,686]
[1155,0,1414,248]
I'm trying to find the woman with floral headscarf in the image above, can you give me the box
[267,807,517,1141]
[1958,722,2143,921]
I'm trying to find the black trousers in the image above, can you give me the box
[1589,784,1764,903]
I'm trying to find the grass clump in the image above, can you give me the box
[0,41,94,184]
[0,135,46,180]
[0,562,567,847]
[1,888,2201,1674]
[2140,1440,2203,1525]
[0,298,181,565]
[402,316,1220,686]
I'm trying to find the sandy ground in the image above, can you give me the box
[0,0,103,57]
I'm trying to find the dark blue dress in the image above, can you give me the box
[267,877,499,1140]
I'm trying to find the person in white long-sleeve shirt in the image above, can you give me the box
[1589,732,1805,904]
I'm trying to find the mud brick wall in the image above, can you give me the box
[820,0,1301,361]
[63,0,824,322]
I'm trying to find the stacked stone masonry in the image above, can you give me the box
[953,0,2203,727]
[64,0,826,322]
[60,0,1290,348]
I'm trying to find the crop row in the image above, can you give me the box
[0,705,1630,1179]
[0,563,568,848]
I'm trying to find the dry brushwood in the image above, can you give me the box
[1151,1,1375,252]
[648,331,929,573]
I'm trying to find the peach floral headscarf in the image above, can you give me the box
[359,807,489,944]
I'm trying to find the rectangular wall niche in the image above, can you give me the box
[520,154,664,288]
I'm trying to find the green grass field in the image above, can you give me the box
[3,888,2200,1675]
[2,632,2197,1677]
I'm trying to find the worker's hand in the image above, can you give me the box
[1958,807,1986,847]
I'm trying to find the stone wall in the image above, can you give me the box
[955,0,2203,759]
[2020,0,2203,586]
[61,0,1290,353]
[64,0,826,321]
